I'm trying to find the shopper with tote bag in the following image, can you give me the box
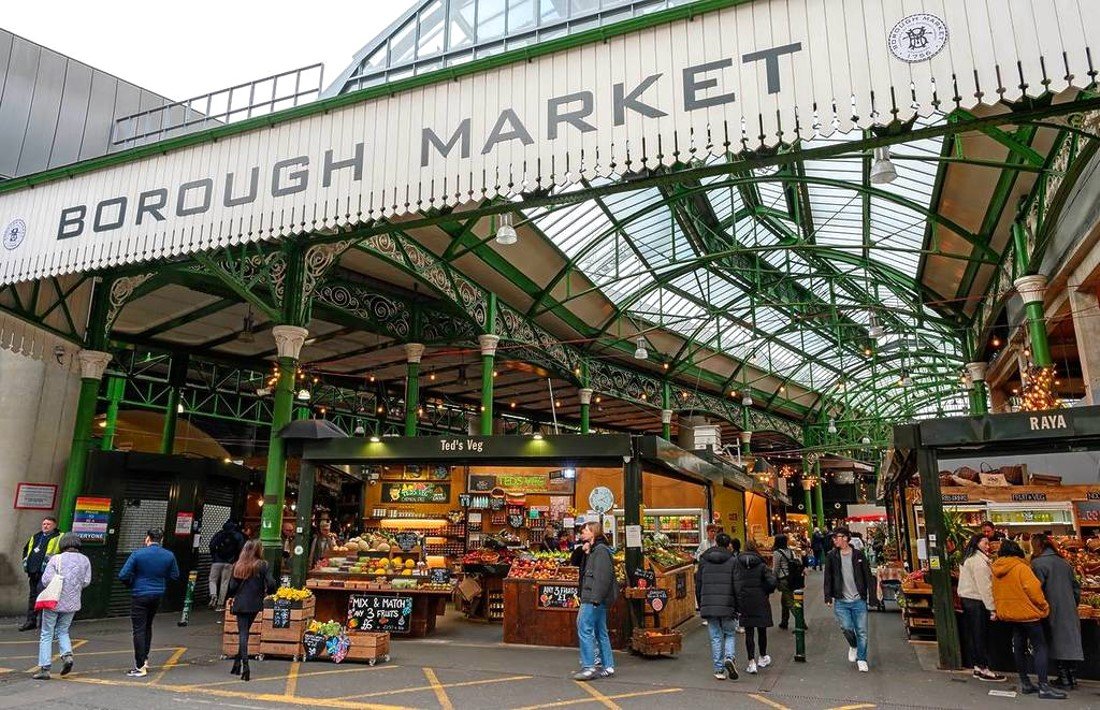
[32,534,92,680]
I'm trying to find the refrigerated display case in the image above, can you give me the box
[610,508,707,551]
[913,504,987,543]
[986,502,1076,533]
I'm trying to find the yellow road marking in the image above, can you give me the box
[513,688,680,710]
[24,638,88,672]
[66,676,413,710]
[423,667,454,710]
[574,681,620,710]
[749,694,791,710]
[150,646,187,684]
[13,644,173,662]
[0,668,12,674]
[827,705,876,710]
[0,638,85,645]
[285,660,300,697]
[200,662,399,687]
[336,674,530,701]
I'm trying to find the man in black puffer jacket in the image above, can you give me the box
[695,532,739,680]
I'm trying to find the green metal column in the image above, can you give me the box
[478,334,499,436]
[966,362,989,415]
[661,382,672,440]
[160,354,189,455]
[261,325,309,574]
[1012,222,1053,367]
[58,351,111,531]
[100,375,125,451]
[579,388,593,435]
[917,446,963,669]
[291,459,316,588]
[814,460,826,530]
[803,480,814,523]
[404,343,424,436]
[624,444,644,575]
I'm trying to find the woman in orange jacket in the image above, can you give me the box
[991,540,1065,700]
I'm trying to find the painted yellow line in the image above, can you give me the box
[0,638,85,646]
[513,687,680,710]
[575,681,620,710]
[827,705,876,710]
[12,644,173,662]
[424,667,454,710]
[150,646,187,684]
[23,638,88,672]
[285,660,300,698]
[749,694,791,710]
[0,667,13,674]
[200,662,400,687]
[66,676,414,710]
[336,674,531,701]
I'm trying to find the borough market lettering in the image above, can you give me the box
[53,42,802,241]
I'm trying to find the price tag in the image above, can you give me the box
[394,532,419,552]
[430,568,452,584]
[272,600,292,629]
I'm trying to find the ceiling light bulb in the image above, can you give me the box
[532,432,544,440]
[742,394,754,407]
[495,213,518,245]
[353,424,366,436]
[870,146,898,184]
[296,389,311,401]
[828,418,838,435]
[634,336,648,360]
[861,436,871,445]
[369,435,381,443]
[900,369,913,387]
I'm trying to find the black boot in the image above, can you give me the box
[1049,665,1071,690]
[1020,675,1038,694]
[18,620,36,632]
[230,657,241,675]
[1037,683,1067,700]
[240,659,250,682]
[1066,667,1078,690]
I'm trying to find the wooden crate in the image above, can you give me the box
[262,622,307,643]
[223,634,261,657]
[262,597,316,622]
[303,632,391,666]
[260,640,302,660]
[630,627,682,657]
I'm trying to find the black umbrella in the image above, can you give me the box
[278,419,348,440]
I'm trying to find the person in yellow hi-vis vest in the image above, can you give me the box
[20,516,62,631]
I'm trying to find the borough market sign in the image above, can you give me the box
[0,0,1096,285]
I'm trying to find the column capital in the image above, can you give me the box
[77,350,112,380]
[272,325,309,360]
[578,388,594,406]
[478,334,500,357]
[1014,274,1048,305]
[801,478,815,491]
[660,409,673,425]
[404,343,425,364]
[740,431,752,445]
[965,361,988,383]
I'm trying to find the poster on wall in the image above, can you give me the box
[14,483,57,510]
[72,496,111,544]
[174,512,194,536]
[382,482,450,504]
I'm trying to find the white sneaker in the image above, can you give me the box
[848,647,858,663]
[746,660,758,674]
[758,655,772,668]
[857,660,869,672]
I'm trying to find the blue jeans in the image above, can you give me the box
[705,616,737,671]
[833,599,868,662]
[577,603,615,670]
[38,610,75,668]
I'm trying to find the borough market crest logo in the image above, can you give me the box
[888,14,948,63]
[3,218,26,251]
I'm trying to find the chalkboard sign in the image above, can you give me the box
[430,568,452,584]
[272,599,292,629]
[382,482,450,504]
[633,568,656,589]
[302,631,326,659]
[394,532,419,552]
[646,588,669,613]
[537,583,580,610]
[507,512,525,529]
[348,594,413,634]
[470,475,495,492]
[489,497,506,511]
[675,572,687,600]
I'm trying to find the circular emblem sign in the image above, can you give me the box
[3,218,27,251]
[888,14,948,63]
[588,486,615,514]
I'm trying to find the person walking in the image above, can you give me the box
[733,539,775,674]
[958,534,1005,682]
[773,534,804,631]
[573,521,617,681]
[823,528,873,672]
[31,534,91,680]
[225,541,276,681]
[118,528,180,678]
[1030,533,1083,692]
[208,520,245,611]
[19,516,63,632]
[811,528,826,571]
[695,532,739,680]
[991,539,1064,700]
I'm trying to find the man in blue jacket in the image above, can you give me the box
[118,528,179,678]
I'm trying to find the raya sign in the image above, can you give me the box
[1,1,1095,286]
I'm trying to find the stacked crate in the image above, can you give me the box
[221,599,261,658]
[259,596,316,660]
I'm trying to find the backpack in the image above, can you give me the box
[210,530,238,561]
[782,550,806,590]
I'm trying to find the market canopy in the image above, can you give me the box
[1,0,1098,446]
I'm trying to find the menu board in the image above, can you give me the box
[675,572,687,600]
[382,482,450,504]
[394,532,419,552]
[348,594,413,634]
[537,583,580,610]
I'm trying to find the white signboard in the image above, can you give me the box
[625,524,643,549]
[14,482,57,510]
[0,0,1095,286]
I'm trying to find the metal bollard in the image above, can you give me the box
[792,587,806,662]
[177,570,198,627]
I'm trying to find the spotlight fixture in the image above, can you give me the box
[369,434,381,443]
[634,336,648,360]
[828,417,838,435]
[867,313,884,340]
[861,436,871,445]
[353,423,366,436]
[991,336,1002,348]
[742,394,754,408]
[177,403,184,414]
[869,146,898,184]
[494,213,518,245]
[899,369,913,387]
[296,389,311,401]
[532,432,544,440]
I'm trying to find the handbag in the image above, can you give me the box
[35,568,64,611]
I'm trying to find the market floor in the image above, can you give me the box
[1,577,1096,710]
